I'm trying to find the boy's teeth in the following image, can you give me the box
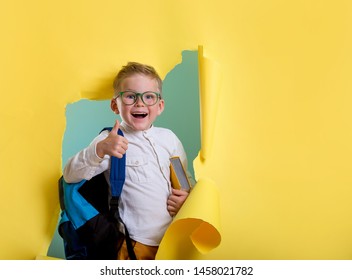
[132,113,147,118]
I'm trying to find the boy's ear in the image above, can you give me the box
[157,99,165,115]
[110,98,120,114]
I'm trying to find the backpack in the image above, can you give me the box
[58,127,136,260]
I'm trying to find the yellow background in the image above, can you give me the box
[1,0,352,259]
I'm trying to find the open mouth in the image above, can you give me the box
[131,112,148,119]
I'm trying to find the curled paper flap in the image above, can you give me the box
[156,178,221,259]
[198,45,222,161]
[156,47,222,259]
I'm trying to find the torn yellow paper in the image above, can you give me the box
[156,47,222,259]
[156,178,221,259]
[198,45,222,162]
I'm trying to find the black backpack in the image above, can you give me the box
[58,127,136,260]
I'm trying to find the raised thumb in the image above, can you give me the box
[111,119,120,134]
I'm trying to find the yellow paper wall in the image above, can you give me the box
[1,0,352,259]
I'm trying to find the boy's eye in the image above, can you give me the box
[124,92,137,100]
[144,93,155,100]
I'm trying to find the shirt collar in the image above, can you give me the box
[120,121,154,134]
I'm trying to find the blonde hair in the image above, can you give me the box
[113,62,162,97]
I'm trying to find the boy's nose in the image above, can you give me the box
[135,95,145,106]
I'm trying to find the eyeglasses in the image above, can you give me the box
[116,91,161,106]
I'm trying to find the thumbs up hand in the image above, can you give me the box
[96,120,128,158]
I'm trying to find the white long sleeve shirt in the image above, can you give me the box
[63,121,191,246]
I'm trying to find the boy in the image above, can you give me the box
[63,62,193,259]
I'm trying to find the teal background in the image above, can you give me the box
[47,50,200,259]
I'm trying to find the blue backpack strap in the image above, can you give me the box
[105,128,126,199]
[105,128,134,259]
[61,127,125,229]
[107,128,125,220]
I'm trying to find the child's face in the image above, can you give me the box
[111,74,164,131]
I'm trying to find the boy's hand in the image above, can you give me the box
[167,188,189,217]
[96,120,128,158]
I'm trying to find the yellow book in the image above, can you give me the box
[169,156,191,191]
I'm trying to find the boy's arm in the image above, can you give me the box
[63,120,128,183]
[63,131,110,183]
